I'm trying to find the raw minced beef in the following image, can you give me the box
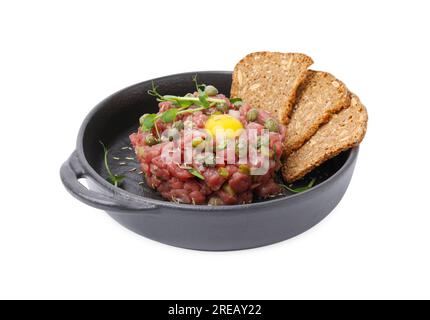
[130,94,286,205]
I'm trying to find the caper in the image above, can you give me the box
[216,102,228,113]
[233,101,244,109]
[264,118,279,132]
[222,183,236,195]
[238,164,250,175]
[172,120,184,131]
[246,108,259,122]
[218,167,229,178]
[192,137,204,148]
[145,134,158,146]
[204,85,219,96]
[208,197,223,206]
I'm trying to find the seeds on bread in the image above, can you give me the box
[285,70,351,155]
[230,52,313,124]
[282,94,368,182]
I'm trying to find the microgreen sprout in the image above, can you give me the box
[100,141,125,187]
[280,177,317,193]
[142,77,228,137]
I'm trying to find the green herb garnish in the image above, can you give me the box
[141,114,157,131]
[148,79,225,108]
[142,78,228,132]
[192,75,206,92]
[188,168,205,180]
[100,141,125,187]
[176,99,194,108]
[161,108,178,123]
[198,91,210,108]
[281,178,317,194]
[229,97,242,104]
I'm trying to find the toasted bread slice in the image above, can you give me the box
[285,70,351,155]
[231,52,313,124]
[282,94,368,182]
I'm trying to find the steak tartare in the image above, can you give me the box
[130,81,286,205]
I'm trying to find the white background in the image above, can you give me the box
[1,0,429,300]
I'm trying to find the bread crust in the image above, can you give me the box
[282,94,368,182]
[231,52,313,124]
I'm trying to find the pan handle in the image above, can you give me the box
[60,151,158,212]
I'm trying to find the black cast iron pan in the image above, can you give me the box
[60,71,359,251]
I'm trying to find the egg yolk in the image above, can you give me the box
[205,115,244,139]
